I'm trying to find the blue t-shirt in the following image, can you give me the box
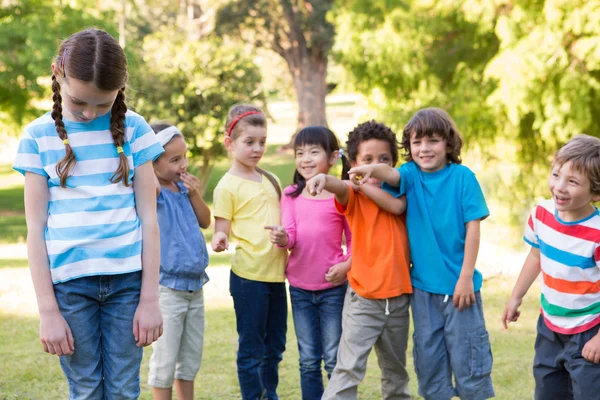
[157,182,209,291]
[383,162,489,295]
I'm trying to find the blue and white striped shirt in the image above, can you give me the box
[13,110,164,284]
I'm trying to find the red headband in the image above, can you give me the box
[226,111,262,137]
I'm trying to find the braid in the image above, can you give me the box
[52,75,76,188]
[109,88,130,186]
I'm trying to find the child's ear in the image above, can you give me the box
[224,136,233,151]
[592,193,600,203]
[329,151,339,165]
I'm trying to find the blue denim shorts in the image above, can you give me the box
[54,271,143,400]
[411,288,494,400]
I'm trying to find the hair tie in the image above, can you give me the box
[226,111,262,137]
[62,139,69,145]
[338,148,344,158]
[116,146,124,154]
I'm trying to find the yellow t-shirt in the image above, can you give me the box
[213,172,287,282]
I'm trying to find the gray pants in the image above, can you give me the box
[322,286,411,400]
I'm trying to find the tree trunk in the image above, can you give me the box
[282,54,328,148]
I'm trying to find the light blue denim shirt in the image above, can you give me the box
[157,182,209,291]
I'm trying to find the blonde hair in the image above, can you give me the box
[554,134,600,195]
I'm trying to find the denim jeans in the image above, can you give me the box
[229,271,287,400]
[411,288,494,400]
[54,271,143,400]
[289,283,346,400]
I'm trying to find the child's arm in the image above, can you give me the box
[502,247,541,329]
[358,184,407,215]
[325,256,352,286]
[180,171,211,229]
[265,192,293,248]
[454,219,481,311]
[348,164,401,187]
[133,161,163,347]
[24,172,74,356]
[212,218,230,252]
[306,173,350,205]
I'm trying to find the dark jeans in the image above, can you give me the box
[289,283,346,400]
[229,271,287,400]
[534,314,600,400]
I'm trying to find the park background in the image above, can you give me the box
[1,0,599,398]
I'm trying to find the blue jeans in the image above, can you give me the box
[411,288,494,400]
[54,271,143,400]
[289,283,346,400]
[229,271,287,400]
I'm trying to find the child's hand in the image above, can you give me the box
[133,298,163,347]
[325,261,351,286]
[306,173,327,196]
[501,297,522,329]
[39,310,75,356]
[583,334,600,364]
[453,276,476,311]
[264,225,288,247]
[212,231,229,252]
[180,171,201,197]
[348,165,375,185]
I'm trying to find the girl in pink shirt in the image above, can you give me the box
[266,126,351,399]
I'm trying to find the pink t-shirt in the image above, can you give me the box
[280,185,352,290]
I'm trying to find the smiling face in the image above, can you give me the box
[549,161,600,222]
[225,125,267,169]
[154,136,188,184]
[295,143,336,181]
[409,132,449,173]
[54,69,119,123]
[352,139,394,185]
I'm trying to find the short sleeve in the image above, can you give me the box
[213,183,234,220]
[130,116,164,168]
[12,129,49,178]
[335,182,355,215]
[382,165,410,198]
[524,206,539,248]
[461,171,489,223]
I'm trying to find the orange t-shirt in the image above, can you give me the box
[335,185,412,299]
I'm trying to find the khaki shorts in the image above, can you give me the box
[148,285,205,388]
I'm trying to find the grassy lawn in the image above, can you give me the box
[0,275,538,399]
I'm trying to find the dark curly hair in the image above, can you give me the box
[346,120,399,165]
[400,108,463,164]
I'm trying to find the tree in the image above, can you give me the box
[215,0,335,134]
[131,28,266,196]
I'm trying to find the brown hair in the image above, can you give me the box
[554,134,600,195]
[346,120,399,165]
[400,108,463,164]
[52,28,129,187]
[225,104,281,198]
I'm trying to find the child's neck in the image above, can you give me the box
[158,178,180,192]
[229,159,262,182]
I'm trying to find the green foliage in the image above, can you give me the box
[0,0,117,130]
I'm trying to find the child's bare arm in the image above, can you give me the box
[25,172,74,356]
[306,173,350,206]
[358,184,406,215]
[348,164,401,186]
[212,217,231,252]
[502,247,541,329]
[181,172,211,229]
[454,219,480,311]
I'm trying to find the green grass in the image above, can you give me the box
[0,259,28,268]
[0,276,538,399]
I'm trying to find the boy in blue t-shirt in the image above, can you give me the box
[349,108,494,400]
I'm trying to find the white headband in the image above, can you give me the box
[156,126,183,147]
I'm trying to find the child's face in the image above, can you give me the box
[154,136,188,183]
[352,139,394,185]
[57,74,119,123]
[409,132,449,173]
[295,143,336,181]
[226,125,267,168]
[549,161,600,221]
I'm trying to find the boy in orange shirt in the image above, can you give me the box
[306,120,412,399]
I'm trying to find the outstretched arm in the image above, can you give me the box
[306,173,351,206]
[359,184,406,215]
[348,164,401,187]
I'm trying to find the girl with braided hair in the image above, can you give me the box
[13,28,165,399]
